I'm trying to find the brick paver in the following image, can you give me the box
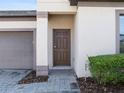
[0,69,80,93]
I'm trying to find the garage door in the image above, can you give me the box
[0,31,33,69]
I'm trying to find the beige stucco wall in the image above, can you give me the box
[48,14,74,68]
[0,21,36,29]
[74,3,124,77]
[36,17,48,66]
[36,13,49,76]
[37,0,77,14]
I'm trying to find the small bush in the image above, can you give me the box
[88,54,124,85]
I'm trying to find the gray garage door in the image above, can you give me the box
[0,31,33,69]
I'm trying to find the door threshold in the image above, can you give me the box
[50,66,72,70]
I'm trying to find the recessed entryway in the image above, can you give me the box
[48,14,74,68]
[53,29,71,66]
[0,31,33,69]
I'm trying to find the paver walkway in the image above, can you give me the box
[0,69,80,93]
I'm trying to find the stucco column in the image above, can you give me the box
[36,12,48,76]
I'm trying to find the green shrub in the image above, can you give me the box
[88,54,124,85]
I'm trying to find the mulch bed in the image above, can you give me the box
[18,71,48,84]
[77,77,124,93]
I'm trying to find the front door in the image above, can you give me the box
[53,29,71,66]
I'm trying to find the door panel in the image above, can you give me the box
[53,29,71,66]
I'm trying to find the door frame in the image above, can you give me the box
[116,10,124,54]
[52,29,72,69]
[0,28,36,70]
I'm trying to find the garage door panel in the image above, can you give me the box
[0,31,33,69]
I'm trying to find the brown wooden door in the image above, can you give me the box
[53,29,71,66]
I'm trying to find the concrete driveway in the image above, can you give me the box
[0,69,80,93]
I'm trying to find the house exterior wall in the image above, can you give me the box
[37,0,77,14]
[37,1,124,77]
[48,14,74,68]
[36,12,49,76]
[74,2,124,77]
[0,17,36,29]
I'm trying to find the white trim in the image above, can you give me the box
[32,30,36,70]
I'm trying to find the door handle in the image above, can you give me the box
[53,46,56,48]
